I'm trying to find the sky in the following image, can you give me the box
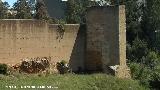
[2,0,66,7]
[2,0,70,7]
[3,0,16,7]
[2,0,102,7]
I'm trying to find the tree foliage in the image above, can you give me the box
[65,0,77,23]
[0,1,9,19]
[13,0,32,19]
[65,0,97,24]
[34,0,49,20]
[124,0,160,89]
[141,0,160,49]
[123,0,143,43]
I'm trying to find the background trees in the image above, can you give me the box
[0,1,10,19]
[65,0,106,24]
[0,0,49,20]
[65,0,91,24]
[124,0,160,89]
[13,0,32,19]
[34,0,49,20]
[0,0,160,89]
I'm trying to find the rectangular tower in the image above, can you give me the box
[86,5,130,78]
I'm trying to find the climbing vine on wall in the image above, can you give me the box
[56,19,66,42]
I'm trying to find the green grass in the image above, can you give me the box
[0,73,148,90]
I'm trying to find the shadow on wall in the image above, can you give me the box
[69,24,86,73]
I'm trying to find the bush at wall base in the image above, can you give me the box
[0,64,7,75]
[56,60,70,74]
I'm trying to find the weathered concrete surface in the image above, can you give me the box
[86,5,130,78]
[69,25,86,72]
[0,5,131,78]
[0,20,80,71]
[86,6,119,71]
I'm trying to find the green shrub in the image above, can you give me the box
[129,63,151,88]
[142,51,160,69]
[149,64,160,89]
[0,64,7,75]
[56,60,70,74]
[127,38,148,63]
[129,51,160,89]
[150,72,160,89]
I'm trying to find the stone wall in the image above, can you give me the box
[86,5,130,78]
[0,19,82,71]
[119,6,127,66]
[0,5,131,78]
[86,6,119,71]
